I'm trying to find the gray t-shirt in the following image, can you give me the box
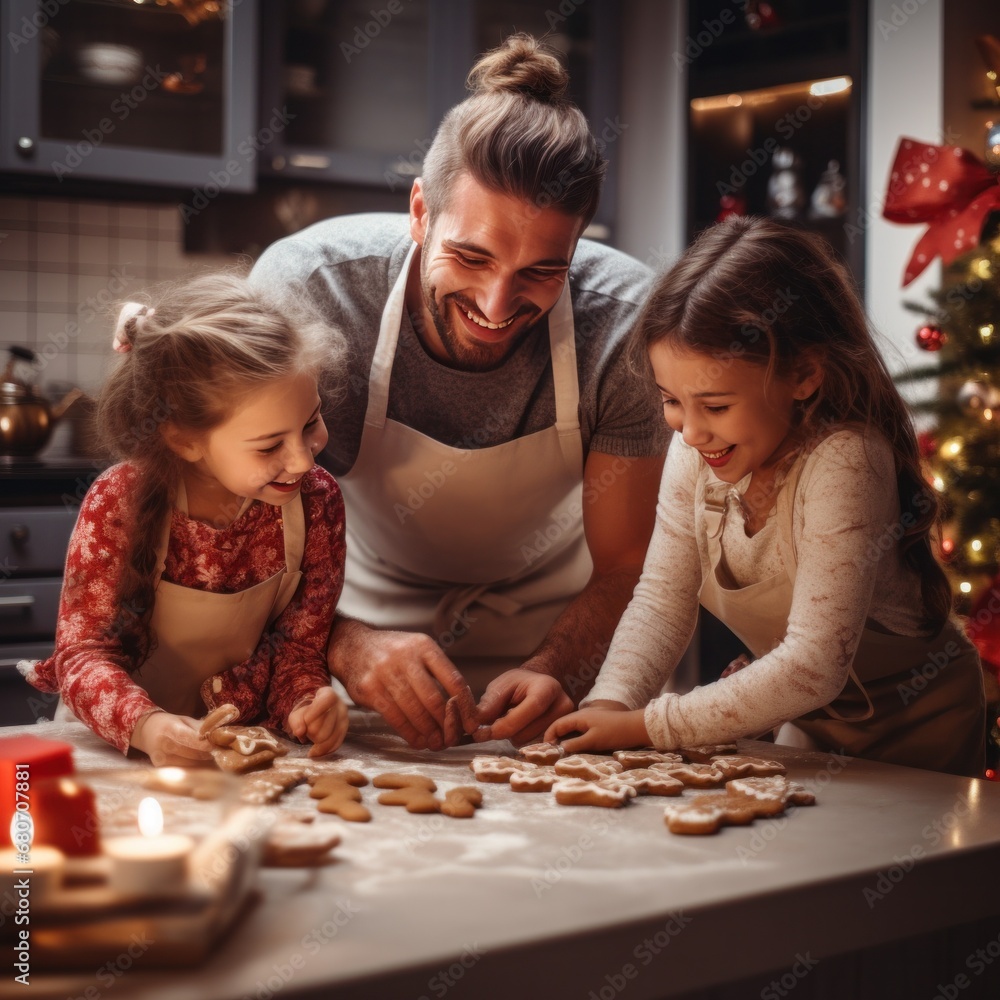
[250,213,668,476]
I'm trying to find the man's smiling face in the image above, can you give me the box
[407,172,583,371]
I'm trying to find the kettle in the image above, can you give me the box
[0,346,86,458]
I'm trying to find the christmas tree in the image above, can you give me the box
[882,135,1000,775]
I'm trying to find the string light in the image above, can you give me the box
[980,323,995,343]
[960,581,973,594]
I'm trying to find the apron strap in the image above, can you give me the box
[547,279,583,475]
[773,449,875,723]
[363,241,418,431]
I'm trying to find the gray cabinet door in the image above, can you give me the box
[0,0,259,191]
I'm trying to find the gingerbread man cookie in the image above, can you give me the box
[554,777,636,808]
[509,767,558,792]
[470,756,537,782]
[610,768,685,796]
[309,774,371,822]
[199,703,239,736]
[662,775,816,834]
[519,742,565,766]
[649,761,726,788]
[679,743,739,763]
[263,821,341,867]
[708,755,786,780]
[372,773,436,792]
[440,787,483,818]
[554,754,624,780]
[613,749,684,769]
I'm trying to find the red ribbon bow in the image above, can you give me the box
[882,136,1000,286]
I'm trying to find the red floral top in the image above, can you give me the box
[22,463,346,754]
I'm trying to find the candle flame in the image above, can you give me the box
[137,797,165,837]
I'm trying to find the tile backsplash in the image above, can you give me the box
[0,195,234,394]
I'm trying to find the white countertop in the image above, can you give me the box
[6,714,1000,1000]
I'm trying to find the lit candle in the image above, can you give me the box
[105,798,192,896]
[0,843,66,899]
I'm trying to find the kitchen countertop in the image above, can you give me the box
[5,714,1000,1000]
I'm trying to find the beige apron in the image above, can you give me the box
[131,479,305,717]
[698,456,986,777]
[337,242,592,663]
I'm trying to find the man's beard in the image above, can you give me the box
[418,276,536,373]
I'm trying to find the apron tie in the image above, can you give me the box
[432,585,525,643]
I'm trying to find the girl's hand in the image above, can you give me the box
[544,703,649,754]
[130,711,213,766]
[288,686,349,757]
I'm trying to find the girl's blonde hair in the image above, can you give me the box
[632,215,952,633]
[420,33,605,225]
[97,270,340,665]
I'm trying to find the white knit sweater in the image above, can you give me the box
[584,428,928,748]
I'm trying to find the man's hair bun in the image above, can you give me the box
[466,32,568,103]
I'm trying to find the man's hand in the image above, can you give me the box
[130,711,213,766]
[288,686,349,757]
[329,620,479,749]
[544,702,648,754]
[474,668,574,746]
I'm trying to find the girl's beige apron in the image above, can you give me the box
[697,456,986,776]
[53,481,305,722]
[337,243,592,669]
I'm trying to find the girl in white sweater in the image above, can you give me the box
[546,216,986,776]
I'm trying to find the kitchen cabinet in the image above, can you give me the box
[685,0,868,286]
[247,0,622,241]
[0,459,98,726]
[0,0,258,191]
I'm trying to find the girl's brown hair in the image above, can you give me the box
[97,270,338,665]
[633,215,952,632]
[420,32,605,225]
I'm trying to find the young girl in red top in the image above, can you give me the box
[20,272,349,765]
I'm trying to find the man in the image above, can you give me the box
[250,34,667,749]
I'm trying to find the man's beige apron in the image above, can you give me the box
[337,243,592,672]
[131,480,305,717]
[697,456,986,776]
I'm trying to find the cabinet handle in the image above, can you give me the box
[9,525,29,544]
[0,595,35,609]
[16,137,35,156]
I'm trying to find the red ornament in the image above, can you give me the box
[917,430,938,458]
[716,193,747,222]
[940,537,956,560]
[915,324,946,351]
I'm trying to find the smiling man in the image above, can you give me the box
[250,34,667,749]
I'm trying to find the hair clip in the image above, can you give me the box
[112,302,154,354]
